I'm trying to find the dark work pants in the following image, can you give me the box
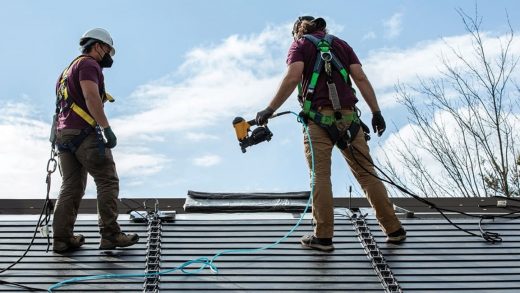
[53,129,121,240]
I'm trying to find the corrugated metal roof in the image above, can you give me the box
[1,207,519,292]
[368,217,520,293]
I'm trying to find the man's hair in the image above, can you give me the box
[81,38,101,54]
[293,17,327,40]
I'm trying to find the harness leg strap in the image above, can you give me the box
[56,128,93,154]
[336,122,361,150]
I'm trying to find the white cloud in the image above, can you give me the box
[193,154,222,167]
[0,102,57,198]
[366,29,520,197]
[0,24,294,198]
[362,32,520,109]
[113,25,292,140]
[3,19,519,199]
[383,12,403,39]
[362,31,377,41]
[376,122,445,178]
[375,107,520,196]
[115,147,169,177]
[129,134,165,143]
[324,19,345,36]
[0,101,169,198]
[184,132,220,142]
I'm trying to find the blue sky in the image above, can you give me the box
[1,0,519,199]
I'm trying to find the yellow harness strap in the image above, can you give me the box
[69,103,96,127]
[58,56,113,127]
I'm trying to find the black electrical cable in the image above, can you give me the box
[119,198,147,219]
[0,197,52,292]
[0,196,53,275]
[0,150,56,292]
[478,217,502,243]
[0,280,47,292]
[345,142,520,243]
[126,198,148,209]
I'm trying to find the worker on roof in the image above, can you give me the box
[256,16,406,252]
[51,28,139,253]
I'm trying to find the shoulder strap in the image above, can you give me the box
[324,34,334,44]
[55,56,97,127]
[300,34,355,102]
[303,34,321,46]
[302,34,326,99]
[56,56,90,101]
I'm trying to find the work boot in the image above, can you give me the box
[99,232,139,250]
[300,234,334,252]
[53,234,85,253]
[386,227,407,244]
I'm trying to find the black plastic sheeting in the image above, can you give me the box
[183,190,311,213]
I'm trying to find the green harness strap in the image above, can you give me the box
[298,34,358,126]
[296,34,370,148]
[300,97,358,126]
[304,34,354,96]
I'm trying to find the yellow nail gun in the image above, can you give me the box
[232,111,290,153]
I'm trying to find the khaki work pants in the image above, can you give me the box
[303,109,402,238]
[53,129,121,240]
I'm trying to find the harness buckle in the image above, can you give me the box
[320,51,332,62]
[321,115,333,126]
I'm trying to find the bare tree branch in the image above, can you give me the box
[380,8,519,198]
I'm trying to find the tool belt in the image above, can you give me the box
[300,107,367,150]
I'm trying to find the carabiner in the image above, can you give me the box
[46,157,57,174]
[320,51,332,62]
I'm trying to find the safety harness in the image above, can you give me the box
[51,56,112,154]
[298,34,368,148]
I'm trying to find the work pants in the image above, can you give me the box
[303,109,402,238]
[53,129,121,240]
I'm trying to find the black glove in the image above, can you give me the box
[256,107,274,125]
[372,111,386,137]
[103,126,117,148]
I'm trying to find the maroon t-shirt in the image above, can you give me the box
[56,56,105,130]
[287,31,360,108]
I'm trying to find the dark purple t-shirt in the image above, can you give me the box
[56,56,104,130]
[287,31,360,108]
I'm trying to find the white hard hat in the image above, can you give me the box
[79,28,115,56]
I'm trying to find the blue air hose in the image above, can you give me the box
[48,111,316,292]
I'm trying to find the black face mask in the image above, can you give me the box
[99,52,113,68]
